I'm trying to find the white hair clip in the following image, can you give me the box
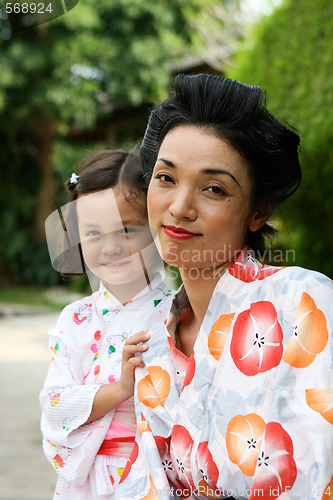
[70,173,79,184]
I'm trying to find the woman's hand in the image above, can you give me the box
[119,330,151,398]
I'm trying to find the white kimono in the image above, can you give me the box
[112,248,333,500]
[40,275,174,499]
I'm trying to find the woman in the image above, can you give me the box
[114,75,333,500]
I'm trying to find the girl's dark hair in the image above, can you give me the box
[140,74,302,253]
[66,149,146,200]
[59,149,145,278]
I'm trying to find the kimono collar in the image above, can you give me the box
[94,265,166,314]
[166,246,259,334]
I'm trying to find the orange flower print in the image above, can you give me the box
[283,292,328,368]
[305,388,333,424]
[137,366,171,408]
[138,417,151,435]
[250,422,296,499]
[230,301,283,376]
[226,413,265,476]
[208,313,235,361]
[322,475,333,499]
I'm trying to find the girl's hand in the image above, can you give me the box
[119,330,151,398]
[84,330,151,424]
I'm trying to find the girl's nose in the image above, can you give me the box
[169,187,197,221]
[101,233,124,256]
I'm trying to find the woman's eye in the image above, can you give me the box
[206,185,227,195]
[155,173,174,183]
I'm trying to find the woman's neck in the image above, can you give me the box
[179,261,232,333]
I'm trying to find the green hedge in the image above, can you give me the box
[229,0,333,277]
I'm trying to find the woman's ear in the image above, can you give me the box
[248,204,275,232]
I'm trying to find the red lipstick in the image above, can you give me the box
[163,226,199,240]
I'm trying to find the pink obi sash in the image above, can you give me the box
[97,396,136,458]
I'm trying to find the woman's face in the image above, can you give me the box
[147,125,265,272]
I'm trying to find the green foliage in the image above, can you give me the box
[229,0,333,277]
[0,0,217,286]
[0,0,211,125]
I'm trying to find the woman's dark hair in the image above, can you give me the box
[140,73,302,253]
[58,149,146,277]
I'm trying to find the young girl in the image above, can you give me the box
[40,150,174,499]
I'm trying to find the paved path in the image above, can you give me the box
[0,308,59,500]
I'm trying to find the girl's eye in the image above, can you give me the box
[154,173,174,183]
[87,230,101,237]
[206,185,227,195]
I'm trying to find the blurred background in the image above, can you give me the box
[0,0,332,498]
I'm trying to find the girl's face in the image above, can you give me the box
[77,185,158,292]
[147,125,267,272]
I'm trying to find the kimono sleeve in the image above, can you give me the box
[39,309,113,486]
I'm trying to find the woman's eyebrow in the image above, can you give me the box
[202,168,241,186]
[156,158,176,168]
[156,159,241,187]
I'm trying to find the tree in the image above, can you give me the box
[0,0,217,285]
[229,0,333,277]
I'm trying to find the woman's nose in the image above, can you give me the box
[169,187,197,221]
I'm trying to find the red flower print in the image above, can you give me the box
[90,343,98,353]
[250,422,297,499]
[155,436,173,473]
[226,413,266,476]
[229,250,283,283]
[73,312,87,325]
[182,354,195,389]
[231,301,283,376]
[305,388,333,424]
[197,441,219,494]
[167,337,195,389]
[283,292,328,368]
[119,441,139,484]
[94,330,102,341]
[170,425,195,494]
[53,454,64,468]
[94,365,100,378]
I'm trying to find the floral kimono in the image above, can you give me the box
[40,275,174,499]
[114,248,333,500]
